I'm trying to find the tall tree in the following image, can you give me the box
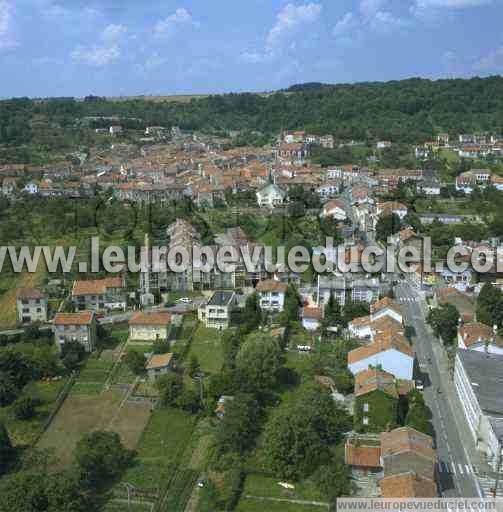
[427,304,460,345]
[75,431,132,488]
[235,332,283,395]
[376,213,402,242]
[0,422,13,475]
[262,383,351,480]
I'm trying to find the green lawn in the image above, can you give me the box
[0,378,68,446]
[187,325,224,375]
[120,407,196,490]
[242,474,324,502]
[126,343,154,353]
[235,498,326,512]
[70,358,114,396]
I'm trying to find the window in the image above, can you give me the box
[363,417,369,426]
[363,403,369,412]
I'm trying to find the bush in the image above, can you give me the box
[12,396,38,420]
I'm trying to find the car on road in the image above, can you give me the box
[177,297,192,304]
[415,379,424,391]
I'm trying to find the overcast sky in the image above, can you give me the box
[1,0,502,98]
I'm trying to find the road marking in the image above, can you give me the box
[458,463,464,475]
[452,463,457,475]
[466,464,472,474]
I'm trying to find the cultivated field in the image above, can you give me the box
[37,388,151,467]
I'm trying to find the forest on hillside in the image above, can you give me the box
[2,76,503,148]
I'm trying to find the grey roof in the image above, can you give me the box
[489,418,503,440]
[457,349,503,416]
[208,291,235,307]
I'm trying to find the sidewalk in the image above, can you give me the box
[420,297,498,480]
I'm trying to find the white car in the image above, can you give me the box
[177,297,192,304]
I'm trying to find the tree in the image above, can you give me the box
[124,351,146,375]
[188,355,200,378]
[313,457,352,504]
[0,422,13,475]
[342,301,370,326]
[61,340,86,371]
[176,388,200,413]
[427,304,460,345]
[152,339,170,355]
[240,293,262,334]
[0,469,89,512]
[156,372,184,407]
[280,284,302,326]
[221,330,242,370]
[376,213,402,242]
[477,283,503,328]
[321,291,343,335]
[75,431,132,488]
[12,396,37,420]
[216,394,260,455]
[262,384,351,480]
[405,390,432,435]
[235,332,283,395]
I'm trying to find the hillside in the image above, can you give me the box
[2,76,503,149]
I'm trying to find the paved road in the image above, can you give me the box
[395,282,482,498]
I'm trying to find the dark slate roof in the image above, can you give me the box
[457,349,503,416]
[208,291,235,307]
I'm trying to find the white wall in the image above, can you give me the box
[348,350,414,380]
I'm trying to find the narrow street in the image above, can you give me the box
[394,282,483,498]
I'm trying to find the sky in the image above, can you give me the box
[0,0,503,98]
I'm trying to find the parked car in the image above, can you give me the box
[415,379,424,391]
[177,297,192,304]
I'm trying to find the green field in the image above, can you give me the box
[242,474,324,502]
[71,357,114,396]
[37,388,151,468]
[0,378,67,446]
[186,325,224,375]
[235,499,326,512]
[120,407,196,490]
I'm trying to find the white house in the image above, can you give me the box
[316,181,341,200]
[256,279,288,312]
[23,182,39,194]
[457,323,503,355]
[376,201,408,220]
[454,349,503,469]
[370,297,403,325]
[129,311,171,341]
[197,291,237,330]
[301,307,322,331]
[16,288,48,324]
[347,332,414,380]
[256,183,287,208]
[146,353,174,383]
[53,311,97,353]
[349,314,403,341]
[322,199,347,221]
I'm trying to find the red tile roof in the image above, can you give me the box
[72,277,124,296]
[54,311,94,326]
[348,332,413,365]
[129,311,171,326]
[16,288,46,300]
[380,473,437,498]
[256,279,288,294]
[345,440,382,468]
